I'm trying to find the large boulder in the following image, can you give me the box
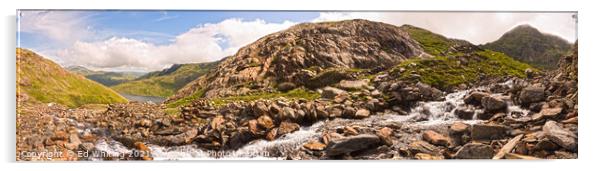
[481,95,507,112]
[454,106,475,120]
[518,86,546,106]
[325,134,381,156]
[338,79,368,90]
[454,143,494,159]
[321,87,348,99]
[471,123,508,140]
[422,130,451,147]
[463,91,489,106]
[543,121,577,151]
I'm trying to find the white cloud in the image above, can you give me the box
[18,11,95,46]
[313,12,577,44]
[56,18,295,71]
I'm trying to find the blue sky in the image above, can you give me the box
[17,11,577,72]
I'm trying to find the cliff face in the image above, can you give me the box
[170,19,427,101]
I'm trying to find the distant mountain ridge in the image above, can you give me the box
[17,48,128,107]
[111,61,219,98]
[67,66,145,86]
[482,24,572,69]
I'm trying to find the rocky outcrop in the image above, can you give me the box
[169,19,426,101]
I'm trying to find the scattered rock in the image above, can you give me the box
[354,108,371,119]
[277,122,300,136]
[304,140,327,151]
[450,122,469,134]
[326,134,381,156]
[454,143,494,159]
[481,95,507,112]
[277,82,297,92]
[321,87,348,99]
[338,80,368,90]
[422,130,451,147]
[543,121,577,151]
[518,87,546,106]
[454,107,474,120]
[471,123,508,140]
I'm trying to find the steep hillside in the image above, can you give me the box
[482,25,572,69]
[169,19,428,103]
[167,19,535,108]
[16,48,128,108]
[111,62,219,97]
[67,66,145,86]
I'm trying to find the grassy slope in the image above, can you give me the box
[17,48,128,108]
[67,66,144,87]
[111,62,218,97]
[395,25,535,90]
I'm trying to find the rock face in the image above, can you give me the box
[169,19,426,101]
[325,134,381,156]
[543,121,577,151]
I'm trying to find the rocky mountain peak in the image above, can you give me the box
[170,19,427,100]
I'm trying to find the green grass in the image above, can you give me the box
[402,25,452,55]
[165,88,207,108]
[17,48,128,108]
[393,50,535,90]
[209,88,320,107]
[111,62,218,97]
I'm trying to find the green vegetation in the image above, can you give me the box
[165,88,207,108]
[209,88,320,107]
[481,25,572,69]
[393,50,534,90]
[67,66,145,87]
[17,48,128,108]
[402,25,452,55]
[111,62,218,97]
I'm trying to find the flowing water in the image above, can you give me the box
[91,81,530,160]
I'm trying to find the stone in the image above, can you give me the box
[518,87,546,106]
[79,142,95,151]
[354,108,371,119]
[408,140,441,155]
[248,120,260,135]
[252,101,270,116]
[343,126,359,136]
[376,127,393,146]
[463,92,489,105]
[277,122,300,136]
[422,130,451,147]
[481,95,507,112]
[338,79,368,90]
[471,123,508,140]
[321,87,348,99]
[325,134,381,156]
[257,115,274,129]
[265,128,278,141]
[454,143,494,159]
[540,107,563,118]
[543,121,577,151]
[277,82,297,92]
[414,153,444,160]
[454,107,474,120]
[450,122,469,134]
[303,140,327,151]
[136,119,153,128]
[210,115,225,130]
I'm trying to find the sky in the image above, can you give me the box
[17,10,577,72]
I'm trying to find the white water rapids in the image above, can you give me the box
[92,81,530,160]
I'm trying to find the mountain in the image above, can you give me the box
[481,25,572,69]
[167,19,534,107]
[111,62,219,98]
[67,66,145,86]
[16,48,128,108]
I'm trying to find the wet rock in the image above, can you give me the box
[227,128,254,149]
[326,134,381,156]
[414,153,444,160]
[450,122,469,134]
[454,143,494,159]
[471,123,508,140]
[265,128,278,141]
[481,95,507,112]
[303,140,327,151]
[422,130,451,147]
[343,126,359,136]
[519,87,546,106]
[454,106,474,120]
[464,91,488,106]
[321,87,348,99]
[543,121,577,151]
[277,122,300,136]
[79,142,95,151]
